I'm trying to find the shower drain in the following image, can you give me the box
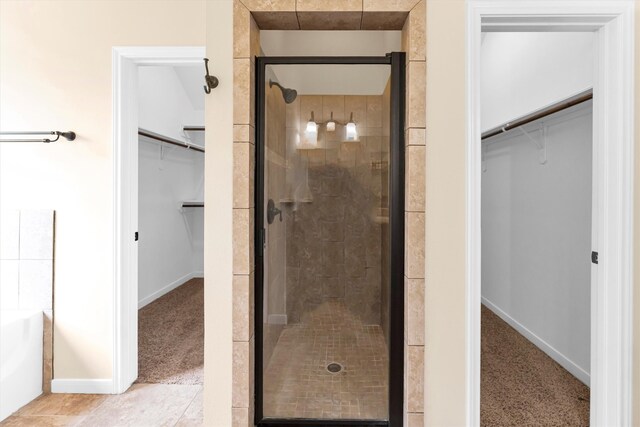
[326,362,343,373]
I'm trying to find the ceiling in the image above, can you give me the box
[174,65,205,111]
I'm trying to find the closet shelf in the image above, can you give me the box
[139,128,204,153]
[481,89,592,141]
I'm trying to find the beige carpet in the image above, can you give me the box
[481,305,590,426]
[137,278,204,385]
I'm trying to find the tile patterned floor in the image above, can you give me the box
[0,384,202,427]
[263,300,389,420]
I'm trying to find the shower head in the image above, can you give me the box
[269,79,298,104]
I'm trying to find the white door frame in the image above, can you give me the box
[112,46,205,394]
[466,1,634,426]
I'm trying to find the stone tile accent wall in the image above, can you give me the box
[402,0,426,423]
[241,0,419,30]
[283,94,388,327]
[233,1,260,425]
[232,2,426,424]
[0,209,55,393]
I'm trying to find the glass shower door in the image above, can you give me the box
[255,55,405,425]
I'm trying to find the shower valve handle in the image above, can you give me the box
[267,199,282,224]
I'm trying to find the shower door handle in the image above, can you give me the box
[267,199,282,224]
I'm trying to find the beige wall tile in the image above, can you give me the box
[234,59,255,126]
[249,336,255,407]
[233,274,254,342]
[285,96,300,129]
[344,95,367,127]
[406,145,425,212]
[402,14,409,53]
[297,0,362,12]
[297,12,362,30]
[233,143,255,209]
[233,208,254,275]
[239,0,295,11]
[408,412,425,427]
[407,345,425,412]
[364,0,420,12]
[250,14,261,59]
[43,310,53,392]
[366,96,383,128]
[361,12,408,30]
[252,11,300,30]
[234,1,251,59]
[234,125,255,144]
[232,407,249,427]
[407,61,426,129]
[408,1,426,61]
[322,95,345,123]
[43,358,52,394]
[406,127,425,146]
[407,278,425,346]
[405,212,425,279]
[232,341,250,408]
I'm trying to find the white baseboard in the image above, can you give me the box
[268,314,287,325]
[51,379,113,394]
[193,271,204,278]
[481,297,590,386]
[138,272,200,309]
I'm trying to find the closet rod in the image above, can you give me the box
[481,89,593,141]
[138,128,205,153]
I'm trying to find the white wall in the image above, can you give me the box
[481,32,594,132]
[482,103,593,384]
[137,66,204,307]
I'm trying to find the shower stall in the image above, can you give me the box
[255,54,405,426]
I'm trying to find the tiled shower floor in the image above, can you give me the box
[263,300,389,420]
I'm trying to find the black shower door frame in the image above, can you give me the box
[254,53,406,427]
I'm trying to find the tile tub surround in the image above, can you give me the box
[0,310,43,422]
[232,1,426,424]
[263,300,388,419]
[0,210,55,394]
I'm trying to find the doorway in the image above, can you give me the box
[254,54,405,426]
[466,3,635,426]
[112,47,206,394]
[480,31,594,424]
[136,64,205,385]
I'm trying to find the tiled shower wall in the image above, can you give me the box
[283,94,388,326]
[232,1,260,424]
[0,210,55,393]
[402,1,427,424]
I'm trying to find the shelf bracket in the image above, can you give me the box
[517,124,547,165]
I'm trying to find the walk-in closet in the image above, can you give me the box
[137,64,205,385]
[481,32,594,426]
